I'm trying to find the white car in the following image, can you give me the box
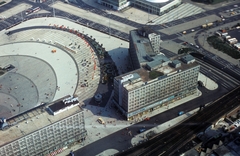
[195,45,200,49]
[191,29,195,32]
[97,118,105,124]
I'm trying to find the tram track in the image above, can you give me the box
[116,86,240,156]
[196,57,240,86]
[147,87,240,156]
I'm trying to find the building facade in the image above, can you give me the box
[0,111,87,156]
[133,0,182,15]
[113,27,200,120]
[97,0,182,16]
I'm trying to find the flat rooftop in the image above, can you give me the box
[130,28,161,64]
[116,54,199,91]
[0,105,82,147]
[49,97,79,112]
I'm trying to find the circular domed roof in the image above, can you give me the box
[146,0,169,3]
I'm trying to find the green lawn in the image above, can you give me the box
[0,1,6,5]
[207,36,240,59]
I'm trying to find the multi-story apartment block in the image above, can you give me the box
[0,106,87,156]
[113,27,200,120]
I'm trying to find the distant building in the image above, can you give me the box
[132,0,182,15]
[97,0,130,10]
[97,0,182,16]
[113,27,200,120]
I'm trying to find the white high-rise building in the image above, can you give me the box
[113,27,200,120]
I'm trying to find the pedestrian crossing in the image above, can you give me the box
[151,3,205,25]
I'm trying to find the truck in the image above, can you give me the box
[202,24,207,28]
[207,22,213,27]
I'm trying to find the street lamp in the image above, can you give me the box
[148,9,149,23]
[21,11,23,22]
[108,13,111,38]
[52,0,55,17]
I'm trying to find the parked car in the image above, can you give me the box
[145,117,150,121]
[97,118,105,124]
[195,45,200,49]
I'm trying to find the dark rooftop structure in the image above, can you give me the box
[181,54,196,64]
[48,96,80,115]
[146,54,171,70]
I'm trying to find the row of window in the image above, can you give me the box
[128,87,197,111]
[128,77,198,99]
